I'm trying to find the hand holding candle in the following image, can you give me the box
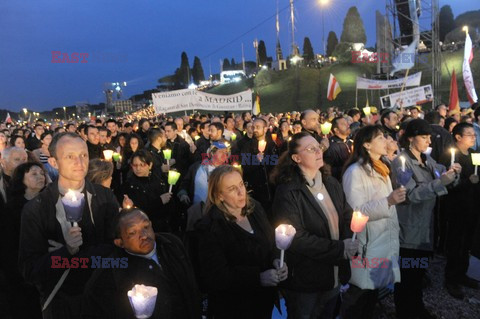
[163,149,172,166]
[167,170,181,193]
[350,210,369,242]
[258,140,267,153]
[62,189,85,227]
[275,224,296,268]
[450,148,456,167]
[128,284,158,319]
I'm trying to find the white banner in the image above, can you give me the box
[356,72,422,90]
[380,85,433,109]
[152,89,253,114]
[463,32,478,103]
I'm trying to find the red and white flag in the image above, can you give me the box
[463,31,478,104]
[327,73,341,101]
[5,112,12,123]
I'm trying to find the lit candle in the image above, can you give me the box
[103,150,114,161]
[271,133,277,142]
[194,135,200,141]
[320,122,332,135]
[471,153,480,176]
[363,106,371,117]
[450,148,456,167]
[167,170,181,193]
[275,224,296,268]
[350,210,369,241]
[62,189,85,227]
[258,140,267,153]
[163,149,172,166]
[112,152,120,162]
[400,156,406,172]
[232,163,242,173]
[127,284,158,319]
[231,133,237,141]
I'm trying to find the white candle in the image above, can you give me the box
[275,224,296,268]
[103,150,114,161]
[450,148,456,167]
[258,140,267,153]
[400,156,406,172]
[471,153,480,176]
[128,284,158,319]
[62,189,85,226]
[350,210,369,242]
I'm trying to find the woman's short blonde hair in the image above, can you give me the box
[86,159,114,185]
[205,165,254,221]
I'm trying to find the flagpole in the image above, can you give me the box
[400,68,410,93]
[355,87,358,109]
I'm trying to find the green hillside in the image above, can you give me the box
[207,49,480,113]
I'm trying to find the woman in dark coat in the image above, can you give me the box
[270,131,356,318]
[120,149,174,232]
[195,165,288,319]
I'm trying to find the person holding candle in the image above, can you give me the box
[438,122,479,299]
[164,121,193,179]
[121,133,144,181]
[193,121,211,162]
[18,132,120,319]
[120,149,175,233]
[276,120,293,155]
[324,116,353,182]
[82,208,201,319]
[195,165,287,319]
[145,128,170,175]
[341,125,407,319]
[270,132,356,318]
[391,119,458,318]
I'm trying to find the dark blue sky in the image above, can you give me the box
[0,0,475,112]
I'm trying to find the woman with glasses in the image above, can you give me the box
[120,149,173,232]
[341,125,407,319]
[195,165,288,319]
[391,119,458,318]
[270,131,356,318]
[439,122,479,300]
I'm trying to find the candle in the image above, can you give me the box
[450,148,456,167]
[350,210,369,241]
[61,189,85,226]
[194,135,200,141]
[275,224,296,268]
[232,163,242,173]
[400,156,406,172]
[112,152,120,162]
[163,149,172,166]
[320,122,332,135]
[363,106,371,116]
[231,133,237,141]
[271,133,277,142]
[471,153,480,176]
[167,170,181,193]
[103,150,114,161]
[127,284,158,319]
[258,140,267,153]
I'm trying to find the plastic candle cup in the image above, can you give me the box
[167,170,181,193]
[400,156,406,172]
[363,106,371,116]
[320,122,332,135]
[258,140,267,153]
[275,224,297,268]
[231,133,237,141]
[271,133,277,142]
[112,152,120,162]
[103,150,114,161]
[163,149,172,166]
[471,153,480,175]
[127,284,158,319]
[232,163,242,173]
[350,210,369,241]
[194,135,200,141]
[62,189,85,226]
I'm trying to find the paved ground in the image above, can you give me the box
[273,255,480,319]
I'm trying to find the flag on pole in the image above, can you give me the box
[5,112,12,123]
[449,69,460,113]
[253,95,261,115]
[463,30,478,104]
[327,74,341,101]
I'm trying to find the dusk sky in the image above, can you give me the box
[0,0,475,112]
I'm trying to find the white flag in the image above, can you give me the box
[463,31,478,104]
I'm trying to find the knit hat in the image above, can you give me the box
[404,119,432,137]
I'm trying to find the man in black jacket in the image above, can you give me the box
[381,110,399,141]
[193,121,210,162]
[164,122,192,177]
[82,208,201,319]
[26,123,44,151]
[85,125,103,160]
[324,117,353,181]
[424,111,454,162]
[18,132,119,319]
[146,128,167,175]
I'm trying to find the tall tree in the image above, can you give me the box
[326,31,339,56]
[175,51,190,87]
[222,58,231,71]
[340,7,367,44]
[302,37,315,63]
[192,56,205,84]
[258,40,268,66]
[439,5,456,42]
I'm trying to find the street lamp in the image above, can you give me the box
[63,106,66,120]
[318,0,329,55]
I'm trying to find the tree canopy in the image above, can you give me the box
[326,31,339,57]
[439,5,456,42]
[302,37,315,63]
[340,6,367,44]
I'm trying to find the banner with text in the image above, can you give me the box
[152,89,253,114]
[356,72,422,90]
[380,84,433,109]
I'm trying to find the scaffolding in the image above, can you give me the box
[383,0,441,108]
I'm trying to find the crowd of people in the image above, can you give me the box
[0,102,479,319]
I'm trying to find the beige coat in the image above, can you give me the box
[342,161,401,290]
